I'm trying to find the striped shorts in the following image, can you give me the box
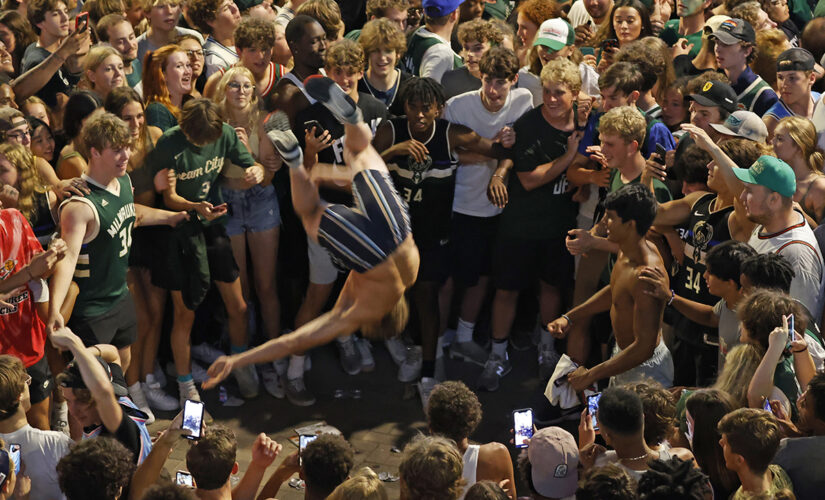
[317,169,411,273]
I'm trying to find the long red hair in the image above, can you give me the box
[142,44,186,117]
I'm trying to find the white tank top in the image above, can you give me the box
[459,444,480,500]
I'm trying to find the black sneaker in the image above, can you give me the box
[303,75,363,124]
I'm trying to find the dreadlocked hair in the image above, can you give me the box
[400,77,445,109]
[637,457,711,500]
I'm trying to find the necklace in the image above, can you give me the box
[617,451,652,462]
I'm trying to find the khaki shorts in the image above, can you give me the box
[609,338,674,388]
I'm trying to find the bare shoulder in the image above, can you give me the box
[669,447,698,465]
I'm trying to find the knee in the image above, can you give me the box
[227,297,248,319]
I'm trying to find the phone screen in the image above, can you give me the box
[299,434,318,453]
[8,444,19,475]
[786,314,795,350]
[176,471,194,487]
[513,408,533,448]
[588,393,602,430]
[763,399,773,413]
[182,400,204,440]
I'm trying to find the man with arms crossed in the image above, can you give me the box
[204,77,420,388]
[548,183,673,390]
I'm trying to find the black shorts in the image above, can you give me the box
[451,213,498,287]
[318,169,411,273]
[68,294,137,349]
[493,237,574,291]
[26,355,53,405]
[417,242,451,284]
[154,222,240,290]
[203,223,240,283]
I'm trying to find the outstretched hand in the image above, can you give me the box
[203,355,234,390]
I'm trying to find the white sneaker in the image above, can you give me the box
[385,337,408,366]
[261,364,285,399]
[152,360,167,388]
[398,346,422,382]
[143,377,180,411]
[191,342,226,364]
[417,377,437,410]
[356,338,375,372]
[129,384,155,425]
[233,364,260,399]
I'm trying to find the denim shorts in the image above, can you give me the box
[221,184,281,237]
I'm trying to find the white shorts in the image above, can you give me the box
[609,338,674,388]
[307,236,341,285]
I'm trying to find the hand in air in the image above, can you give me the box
[203,355,234,390]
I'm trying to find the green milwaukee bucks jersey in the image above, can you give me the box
[403,26,463,76]
[65,174,136,318]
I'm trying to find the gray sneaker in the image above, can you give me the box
[233,364,260,399]
[538,341,561,380]
[417,377,437,410]
[385,337,408,366]
[262,363,285,399]
[285,376,316,406]
[356,338,375,372]
[448,341,488,366]
[398,346,422,382]
[478,353,512,392]
[338,336,362,375]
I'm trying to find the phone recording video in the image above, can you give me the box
[75,12,89,33]
[176,471,194,487]
[513,408,534,448]
[763,399,773,414]
[8,444,20,475]
[182,400,204,440]
[587,393,602,431]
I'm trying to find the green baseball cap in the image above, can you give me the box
[732,155,796,198]
[533,18,575,52]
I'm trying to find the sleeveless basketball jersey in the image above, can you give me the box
[672,194,733,345]
[385,117,457,248]
[403,26,463,77]
[83,396,152,465]
[63,175,135,319]
[737,76,771,112]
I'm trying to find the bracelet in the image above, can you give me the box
[492,174,505,180]
[561,314,571,324]
[667,289,675,306]
[792,346,808,353]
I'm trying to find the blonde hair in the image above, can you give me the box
[713,343,763,408]
[325,39,365,72]
[0,143,46,221]
[775,116,824,175]
[212,67,260,146]
[82,45,123,90]
[599,106,647,147]
[359,17,406,59]
[399,436,465,500]
[328,468,389,500]
[540,58,581,93]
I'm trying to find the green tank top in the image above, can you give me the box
[737,77,771,113]
[70,174,136,318]
[403,26,463,76]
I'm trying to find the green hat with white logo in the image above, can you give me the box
[732,155,796,198]
[533,18,575,52]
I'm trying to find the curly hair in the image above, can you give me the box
[426,381,482,443]
[751,28,789,88]
[637,457,711,500]
[302,434,355,495]
[599,106,647,147]
[186,425,237,490]
[366,0,410,18]
[457,18,504,46]
[400,436,465,500]
[401,77,446,108]
[57,437,136,500]
[359,18,406,59]
[718,408,782,473]
[576,464,637,500]
[186,0,221,34]
[516,0,561,32]
[82,110,132,154]
[738,288,802,350]
[142,484,198,500]
[0,143,45,221]
[326,39,365,72]
[327,467,388,500]
[296,0,343,40]
[623,381,677,447]
[540,58,581,92]
[234,15,276,51]
[465,480,509,500]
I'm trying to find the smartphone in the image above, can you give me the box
[181,400,204,440]
[763,398,773,414]
[513,408,534,448]
[299,434,319,465]
[587,393,602,431]
[786,314,795,350]
[304,120,324,137]
[655,143,667,165]
[176,470,194,488]
[601,38,619,52]
[75,12,89,32]
[8,444,19,476]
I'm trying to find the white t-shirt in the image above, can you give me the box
[418,29,460,83]
[203,36,238,78]
[0,424,72,500]
[747,211,825,321]
[567,0,594,28]
[444,88,534,217]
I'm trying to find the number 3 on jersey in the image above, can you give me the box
[118,222,133,257]
[402,187,422,203]
[684,266,702,295]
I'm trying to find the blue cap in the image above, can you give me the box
[422,0,465,17]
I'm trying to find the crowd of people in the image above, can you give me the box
[1,0,825,497]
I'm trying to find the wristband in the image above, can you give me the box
[667,289,675,306]
[792,346,808,353]
[561,314,571,324]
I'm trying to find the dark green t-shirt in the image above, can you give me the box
[148,123,255,214]
[145,102,178,132]
[660,19,702,59]
[499,107,578,240]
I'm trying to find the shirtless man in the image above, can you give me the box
[547,183,674,391]
[204,77,420,389]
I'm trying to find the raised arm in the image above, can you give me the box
[748,323,787,408]
[12,30,89,102]
[681,124,745,197]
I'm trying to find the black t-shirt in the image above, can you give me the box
[442,67,481,101]
[21,43,77,108]
[295,92,388,204]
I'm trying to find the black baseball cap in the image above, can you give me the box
[689,80,738,113]
[60,356,129,397]
[710,18,755,44]
[777,48,815,72]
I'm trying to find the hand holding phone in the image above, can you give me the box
[75,12,89,33]
[181,400,204,440]
[587,393,602,431]
[513,408,534,448]
[654,144,667,166]
[176,471,194,487]
[299,434,319,465]
[786,314,795,350]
